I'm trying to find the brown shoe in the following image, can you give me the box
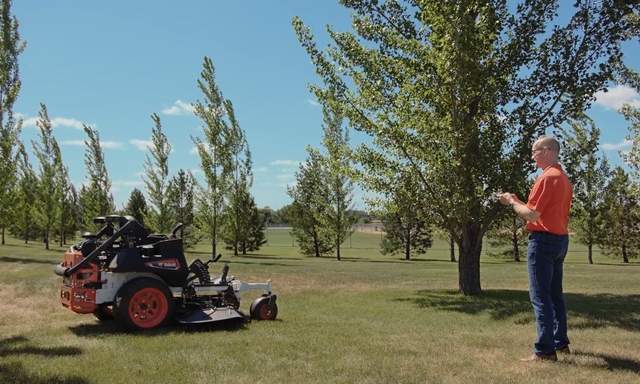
[519,353,558,362]
[556,346,570,354]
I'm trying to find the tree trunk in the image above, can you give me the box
[458,230,483,296]
[449,235,456,262]
[588,244,593,265]
[1,227,4,245]
[45,228,50,250]
[314,235,320,257]
[512,231,520,262]
[622,242,629,263]
[336,238,341,261]
[405,228,411,260]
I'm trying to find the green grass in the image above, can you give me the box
[1,235,639,384]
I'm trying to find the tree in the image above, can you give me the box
[31,103,61,249]
[81,125,115,227]
[142,113,172,233]
[13,142,37,243]
[191,56,234,257]
[556,115,611,264]
[123,188,149,228]
[372,166,434,260]
[166,169,200,249]
[287,147,334,257]
[598,166,640,263]
[223,125,254,256]
[486,213,527,262]
[293,0,639,295]
[316,104,358,260]
[237,195,267,254]
[0,0,26,244]
[620,104,640,195]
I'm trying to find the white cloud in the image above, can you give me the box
[305,99,320,106]
[112,180,145,187]
[594,85,640,110]
[254,166,268,172]
[101,141,124,149]
[161,100,195,116]
[276,174,294,180]
[129,139,153,151]
[61,140,124,149]
[21,115,97,130]
[270,160,300,166]
[601,139,632,151]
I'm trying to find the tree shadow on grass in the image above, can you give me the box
[568,351,640,374]
[0,256,58,265]
[0,336,87,384]
[67,316,263,338]
[0,335,82,358]
[395,289,640,332]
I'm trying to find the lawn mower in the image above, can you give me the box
[53,215,278,332]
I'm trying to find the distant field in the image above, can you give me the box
[262,226,606,260]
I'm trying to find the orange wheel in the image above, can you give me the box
[128,287,169,328]
[114,277,175,331]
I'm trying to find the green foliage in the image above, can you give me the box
[556,115,611,264]
[11,143,37,243]
[316,104,358,260]
[123,188,149,228]
[287,148,334,257]
[597,166,640,263]
[191,56,235,256]
[486,213,527,262]
[620,104,640,195]
[222,118,254,255]
[166,169,200,249]
[142,113,172,233]
[237,194,267,254]
[380,212,433,260]
[80,124,116,229]
[0,0,26,244]
[292,0,639,295]
[31,103,61,249]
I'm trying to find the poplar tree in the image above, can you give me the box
[142,113,172,233]
[166,169,200,249]
[14,142,37,243]
[287,147,333,257]
[316,104,357,260]
[31,103,61,249]
[556,115,611,264]
[80,125,115,227]
[191,56,234,256]
[0,0,26,244]
[293,0,639,295]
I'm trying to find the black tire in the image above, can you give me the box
[113,277,175,331]
[250,296,278,321]
[93,304,114,322]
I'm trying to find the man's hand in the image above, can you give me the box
[495,192,514,206]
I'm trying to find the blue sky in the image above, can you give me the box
[12,1,640,211]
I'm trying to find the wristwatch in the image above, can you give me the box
[508,201,514,209]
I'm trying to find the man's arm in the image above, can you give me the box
[497,193,541,223]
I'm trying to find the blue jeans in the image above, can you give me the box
[527,231,570,355]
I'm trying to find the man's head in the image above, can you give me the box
[531,136,560,169]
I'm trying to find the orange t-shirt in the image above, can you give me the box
[523,164,573,235]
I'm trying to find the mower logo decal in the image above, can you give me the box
[145,258,180,270]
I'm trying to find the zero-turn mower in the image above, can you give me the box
[53,215,278,331]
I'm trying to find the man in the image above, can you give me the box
[496,136,573,362]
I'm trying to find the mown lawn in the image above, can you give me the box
[0,234,639,384]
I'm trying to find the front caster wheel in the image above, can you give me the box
[250,296,278,321]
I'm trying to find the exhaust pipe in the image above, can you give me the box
[53,263,67,277]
